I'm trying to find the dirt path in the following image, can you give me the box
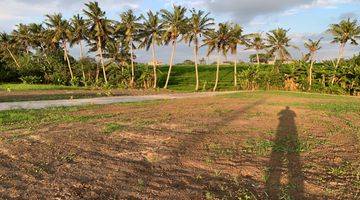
[0,91,238,111]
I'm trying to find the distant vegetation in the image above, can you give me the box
[0,2,359,95]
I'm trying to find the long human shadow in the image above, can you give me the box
[266,106,304,200]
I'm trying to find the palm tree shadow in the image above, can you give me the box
[266,106,304,200]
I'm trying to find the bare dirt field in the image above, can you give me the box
[0,91,359,199]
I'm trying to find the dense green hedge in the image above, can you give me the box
[1,53,359,95]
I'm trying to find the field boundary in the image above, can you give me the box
[0,91,239,111]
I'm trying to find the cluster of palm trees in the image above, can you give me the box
[1,2,360,91]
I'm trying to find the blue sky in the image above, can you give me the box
[0,0,359,63]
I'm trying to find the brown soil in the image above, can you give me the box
[0,94,359,199]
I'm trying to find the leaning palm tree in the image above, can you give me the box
[246,33,267,67]
[304,38,322,90]
[0,32,21,68]
[139,11,164,88]
[70,14,89,85]
[266,28,297,67]
[202,23,232,91]
[328,18,360,84]
[228,24,249,87]
[45,13,74,80]
[184,9,214,91]
[119,9,141,87]
[161,5,189,89]
[83,1,112,84]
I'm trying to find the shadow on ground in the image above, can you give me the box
[266,106,304,200]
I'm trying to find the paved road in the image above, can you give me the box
[0,91,238,111]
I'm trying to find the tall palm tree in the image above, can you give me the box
[27,23,56,70]
[184,9,214,91]
[119,9,141,87]
[246,33,267,67]
[12,23,31,54]
[28,23,45,51]
[83,1,112,84]
[228,24,249,87]
[304,38,322,90]
[45,13,74,80]
[328,18,360,84]
[0,32,21,68]
[161,5,188,89]
[266,28,297,66]
[70,14,89,85]
[139,11,164,88]
[203,23,232,91]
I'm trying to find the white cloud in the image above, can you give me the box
[0,0,141,31]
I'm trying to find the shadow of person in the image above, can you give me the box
[266,106,304,200]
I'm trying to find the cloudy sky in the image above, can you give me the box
[0,0,359,63]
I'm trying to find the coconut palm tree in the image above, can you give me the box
[246,33,267,67]
[228,24,250,87]
[45,13,74,80]
[0,32,21,68]
[202,23,232,91]
[161,5,189,89]
[304,38,322,90]
[70,14,89,85]
[184,9,214,91]
[83,1,112,84]
[27,23,57,70]
[12,23,31,54]
[328,18,360,84]
[119,9,141,87]
[139,11,164,88]
[266,28,297,66]
[28,23,45,51]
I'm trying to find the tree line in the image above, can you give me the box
[0,2,360,93]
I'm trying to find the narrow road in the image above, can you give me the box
[0,91,238,111]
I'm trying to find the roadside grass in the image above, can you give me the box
[226,91,360,115]
[0,100,163,132]
[226,90,359,101]
[0,83,82,91]
[0,105,102,131]
[0,93,106,102]
[223,90,266,99]
[308,102,360,114]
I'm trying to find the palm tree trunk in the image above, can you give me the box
[164,40,177,89]
[98,36,107,84]
[151,42,157,88]
[234,51,238,87]
[309,53,315,91]
[194,39,200,91]
[309,60,314,91]
[6,48,21,68]
[273,52,279,73]
[332,43,345,84]
[130,40,135,87]
[256,51,260,67]
[95,63,99,83]
[79,41,87,86]
[213,52,221,92]
[63,41,74,80]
